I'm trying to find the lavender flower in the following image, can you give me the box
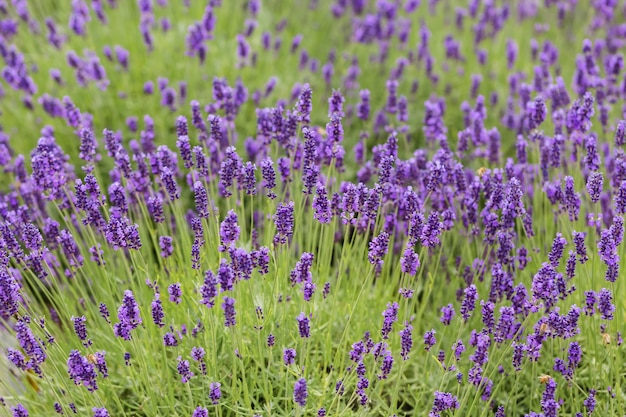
[99,303,110,323]
[72,315,90,346]
[573,231,588,263]
[548,233,567,267]
[357,89,370,120]
[274,201,295,245]
[420,211,443,247]
[193,181,209,218]
[440,304,455,325]
[381,302,399,339]
[163,332,178,347]
[598,228,618,267]
[160,167,179,201]
[200,270,218,308]
[460,284,478,322]
[540,378,559,417]
[296,312,310,338]
[177,356,194,383]
[598,288,615,320]
[209,382,221,404]
[159,236,173,258]
[283,348,296,365]
[67,350,98,391]
[400,246,420,275]
[219,210,240,251]
[113,290,142,340]
[11,404,28,417]
[296,84,312,124]
[313,182,332,224]
[241,162,257,195]
[192,407,208,417]
[293,378,307,406]
[92,408,109,417]
[584,389,596,414]
[151,296,164,327]
[564,176,581,221]
[399,322,413,360]
[222,297,236,327]
[368,231,390,269]
[430,391,459,417]
[424,329,437,351]
[168,283,182,304]
[586,171,603,203]
[260,157,277,199]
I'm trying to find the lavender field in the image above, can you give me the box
[0,0,624,416]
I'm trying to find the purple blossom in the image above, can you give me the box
[296,84,312,124]
[573,231,588,263]
[294,378,308,406]
[531,263,561,311]
[586,171,603,203]
[540,378,559,417]
[163,332,178,346]
[584,390,596,414]
[357,89,370,120]
[283,348,296,365]
[72,315,90,346]
[168,283,182,304]
[218,147,242,197]
[527,96,547,129]
[160,167,179,201]
[381,302,399,339]
[420,211,443,247]
[564,176,581,221]
[430,391,459,417]
[399,321,413,360]
[313,182,332,224]
[598,288,615,320]
[92,408,109,417]
[296,312,310,338]
[453,339,465,361]
[222,297,236,327]
[611,216,623,246]
[400,246,420,275]
[193,181,209,218]
[151,296,164,327]
[113,290,142,340]
[368,231,390,269]
[440,304,455,325]
[260,157,277,198]
[192,407,208,417]
[0,268,21,319]
[99,303,110,323]
[328,89,345,117]
[460,284,478,322]
[105,216,142,251]
[219,210,240,251]
[67,350,98,391]
[424,329,437,351]
[209,382,221,404]
[191,346,205,362]
[200,271,218,308]
[241,162,257,195]
[159,236,173,258]
[598,228,618,267]
[548,233,567,267]
[274,201,295,245]
[177,356,193,383]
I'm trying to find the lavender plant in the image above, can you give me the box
[1,1,626,417]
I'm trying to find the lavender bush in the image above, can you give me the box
[0,0,625,416]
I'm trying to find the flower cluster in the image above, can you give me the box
[0,1,623,416]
